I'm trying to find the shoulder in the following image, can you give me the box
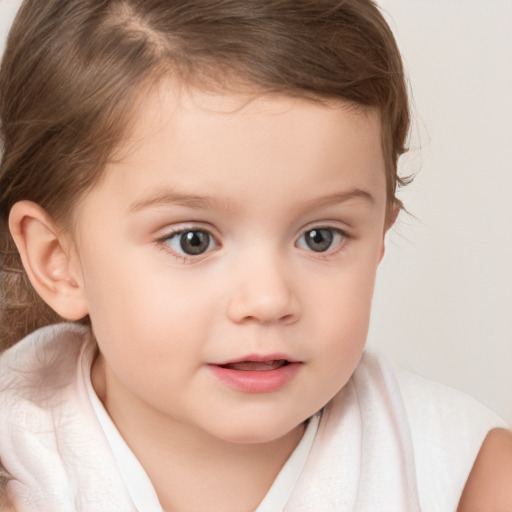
[457,427,512,511]
[359,353,507,510]
[0,323,131,510]
[358,353,505,434]
[0,322,92,436]
[0,322,90,385]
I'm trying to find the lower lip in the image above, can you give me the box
[208,363,301,393]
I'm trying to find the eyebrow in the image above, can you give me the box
[298,189,375,212]
[127,189,225,213]
[127,187,374,214]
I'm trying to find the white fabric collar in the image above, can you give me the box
[82,349,163,512]
[8,323,502,511]
[82,346,320,512]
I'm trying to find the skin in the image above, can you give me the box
[75,86,389,510]
[457,428,512,512]
[8,84,512,511]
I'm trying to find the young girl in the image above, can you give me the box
[0,1,511,511]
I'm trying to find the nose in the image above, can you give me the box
[226,251,300,325]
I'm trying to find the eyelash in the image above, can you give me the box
[155,225,351,263]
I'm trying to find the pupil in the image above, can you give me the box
[306,229,333,252]
[180,231,209,255]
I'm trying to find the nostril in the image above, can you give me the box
[279,313,296,325]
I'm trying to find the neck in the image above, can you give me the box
[92,353,305,512]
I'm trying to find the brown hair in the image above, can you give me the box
[0,0,410,350]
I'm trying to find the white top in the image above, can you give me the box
[82,354,162,511]
[0,323,507,511]
[83,346,320,512]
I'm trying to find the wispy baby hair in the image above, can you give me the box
[0,0,410,349]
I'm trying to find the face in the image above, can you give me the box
[70,84,390,444]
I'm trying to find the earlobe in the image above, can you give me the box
[8,201,89,320]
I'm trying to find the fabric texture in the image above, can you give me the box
[0,323,506,511]
[83,349,321,512]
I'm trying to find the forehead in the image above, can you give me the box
[127,82,382,150]
[83,82,386,217]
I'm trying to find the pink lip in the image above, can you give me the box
[208,354,302,393]
[211,353,300,365]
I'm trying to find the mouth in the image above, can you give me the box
[217,359,292,371]
[208,355,301,393]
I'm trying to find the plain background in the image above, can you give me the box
[368,0,512,424]
[1,0,511,422]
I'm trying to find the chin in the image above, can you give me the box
[209,416,306,446]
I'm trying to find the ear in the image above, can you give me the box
[379,202,400,262]
[8,201,89,320]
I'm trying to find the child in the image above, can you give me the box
[0,0,511,510]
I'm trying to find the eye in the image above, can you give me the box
[296,228,344,253]
[163,229,216,256]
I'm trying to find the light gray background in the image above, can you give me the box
[1,0,511,422]
[370,0,512,423]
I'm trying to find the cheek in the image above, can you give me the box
[294,269,375,415]
[82,249,218,360]
[309,247,379,320]
[308,252,379,359]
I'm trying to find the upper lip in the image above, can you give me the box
[210,353,301,366]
